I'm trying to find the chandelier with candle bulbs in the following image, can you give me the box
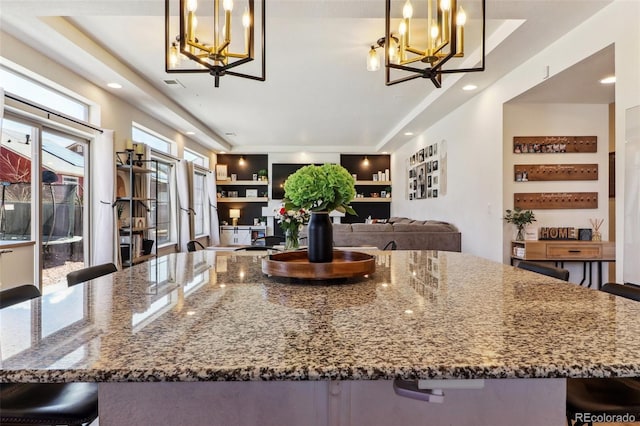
[368,0,485,88]
[165,0,265,87]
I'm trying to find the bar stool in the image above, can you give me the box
[516,260,569,281]
[0,286,99,426]
[66,262,117,286]
[566,283,640,426]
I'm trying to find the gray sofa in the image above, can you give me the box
[330,217,461,251]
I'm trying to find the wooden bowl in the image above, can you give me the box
[262,250,375,280]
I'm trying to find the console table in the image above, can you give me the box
[510,240,615,289]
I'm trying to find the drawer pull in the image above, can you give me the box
[0,249,14,255]
[568,250,581,253]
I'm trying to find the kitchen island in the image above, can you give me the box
[2,250,639,425]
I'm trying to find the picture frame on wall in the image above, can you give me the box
[410,154,416,165]
[432,160,439,171]
[428,145,433,157]
[216,164,228,180]
[427,161,432,173]
[418,149,425,163]
[417,164,426,199]
[433,144,438,156]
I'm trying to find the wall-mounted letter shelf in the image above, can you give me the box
[513,136,597,154]
[514,164,598,182]
[514,192,598,209]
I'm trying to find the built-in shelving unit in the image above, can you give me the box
[340,154,392,222]
[215,154,269,227]
[115,151,158,267]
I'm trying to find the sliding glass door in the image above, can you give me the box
[40,130,88,288]
[0,114,89,290]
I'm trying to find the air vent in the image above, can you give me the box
[162,79,185,88]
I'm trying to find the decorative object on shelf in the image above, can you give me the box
[252,173,258,181]
[274,205,309,251]
[283,164,356,262]
[539,227,576,240]
[590,218,604,241]
[231,174,237,181]
[258,169,268,181]
[373,0,485,88]
[578,228,593,241]
[504,207,536,241]
[216,164,228,180]
[165,0,266,87]
[246,189,258,197]
[134,143,145,166]
[229,209,241,226]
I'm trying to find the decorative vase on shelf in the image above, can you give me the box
[307,211,333,263]
[591,230,602,241]
[284,228,300,251]
[516,226,525,241]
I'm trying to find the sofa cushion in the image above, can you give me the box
[392,223,456,232]
[333,223,353,233]
[351,223,393,232]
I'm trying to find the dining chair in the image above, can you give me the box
[66,262,117,287]
[383,240,397,250]
[187,240,206,252]
[0,287,99,426]
[252,235,285,246]
[566,283,640,426]
[516,260,569,281]
[0,284,41,309]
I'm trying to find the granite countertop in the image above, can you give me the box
[2,250,640,383]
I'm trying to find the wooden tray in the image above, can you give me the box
[262,250,375,280]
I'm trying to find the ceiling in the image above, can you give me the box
[0,0,615,154]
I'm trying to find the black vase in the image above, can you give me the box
[307,211,333,263]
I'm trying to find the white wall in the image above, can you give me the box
[392,0,640,275]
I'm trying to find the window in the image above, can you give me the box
[0,65,89,121]
[132,124,174,155]
[184,148,208,168]
[149,159,174,246]
[193,171,207,237]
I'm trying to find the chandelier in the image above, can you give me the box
[165,0,266,87]
[369,0,485,88]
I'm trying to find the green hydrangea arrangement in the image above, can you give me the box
[283,163,357,215]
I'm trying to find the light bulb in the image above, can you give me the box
[169,43,179,68]
[431,22,439,39]
[223,0,233,11]
[186,0,197,12]
[367,47,380,72]
[440,0,451,11]
[363,156,370,166]
[457,6,466,26]
[399,21,407,35]
[242,7,251,28]
[193,15,198,30]
[402,0,413,19]
[388,37,399,64]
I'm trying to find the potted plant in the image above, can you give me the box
[258,169,268,181]
[283,164,356,262]
[504,207,536,241]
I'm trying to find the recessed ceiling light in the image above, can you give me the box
[219,151,226,154]
[185,131,195,135]
[404,132,414,136]
[600,76,616,84]
[107,82,122,89]
[462,84,477,91]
